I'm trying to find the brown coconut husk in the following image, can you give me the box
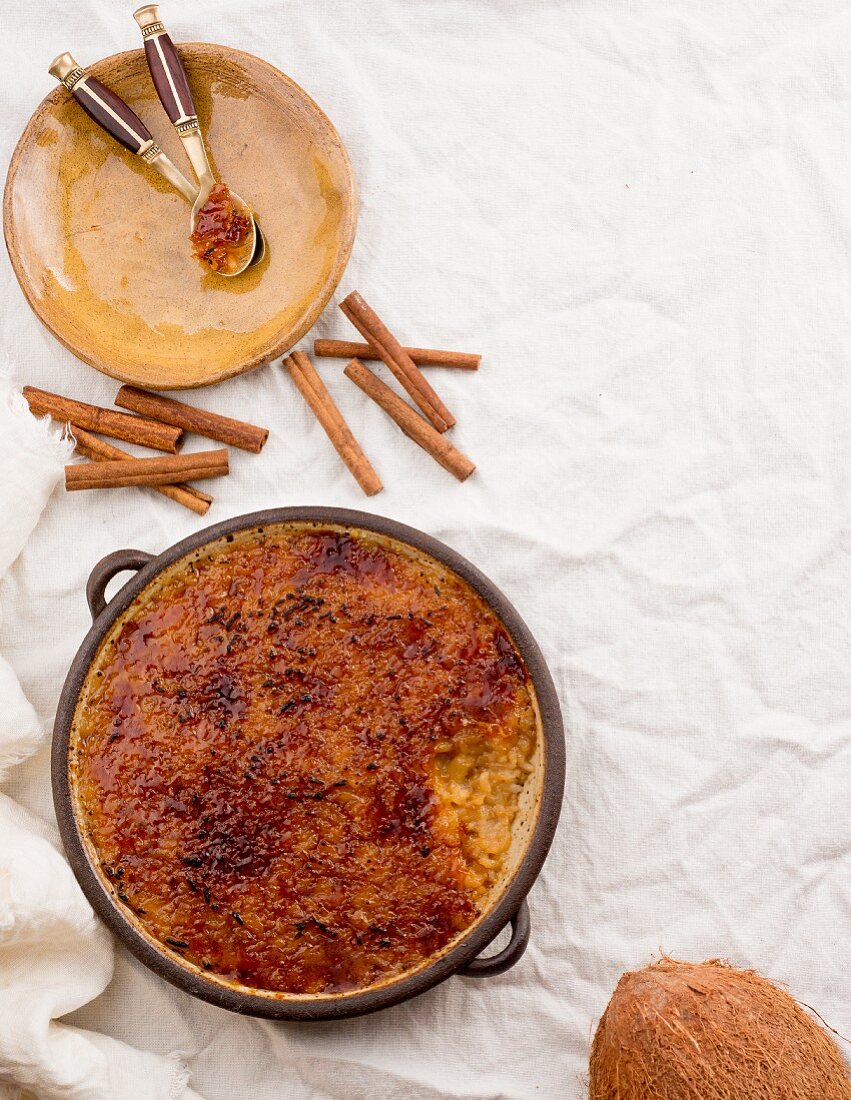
[589,957,851,1100]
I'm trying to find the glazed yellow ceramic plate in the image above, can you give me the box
[3,45,357,389]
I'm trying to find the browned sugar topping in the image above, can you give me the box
[72,526,536,994]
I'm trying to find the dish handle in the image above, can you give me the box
[86,549,154,620]
[457,899,531,979]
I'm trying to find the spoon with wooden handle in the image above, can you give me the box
[132,4,263,276]
[48,52,264,270]
[49,51,197,202]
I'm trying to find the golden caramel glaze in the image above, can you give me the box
[71,525,537,995]
[190,184,253,275]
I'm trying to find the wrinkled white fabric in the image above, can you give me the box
[0,383,68,781]
[0,386,203,1099]
[1,0,850,1097]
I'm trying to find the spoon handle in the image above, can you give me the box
[133,5,196,125]
[133,5,215,189]
[48,51,196,203]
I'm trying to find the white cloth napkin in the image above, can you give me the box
[0,383,200,1100]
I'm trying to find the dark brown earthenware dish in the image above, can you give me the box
[53,508,564,1020]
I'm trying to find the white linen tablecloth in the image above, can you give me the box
[1,1,849,1097]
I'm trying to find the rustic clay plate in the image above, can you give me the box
[3,45,357,389]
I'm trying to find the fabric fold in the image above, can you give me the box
[0,382,199,1100]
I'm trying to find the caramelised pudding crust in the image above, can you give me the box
[71,524,538,995]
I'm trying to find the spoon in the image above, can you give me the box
[47,52,265,269]
[48,51,197,201]
[132,4,263,276]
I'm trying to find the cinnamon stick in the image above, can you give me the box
[65,449,229,491]
[71,427,212,515]
[114,386,269,453]
[339,292,456,433]
[284,351,382,496]
[23,387,183,452]
[344,359,474,482]
[314,339,480,371]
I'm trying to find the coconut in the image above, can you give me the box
[589,957,851,1100]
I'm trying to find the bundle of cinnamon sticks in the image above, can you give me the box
[23,385,269,515]
[24,289,478,513]
[285,290,478,493]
